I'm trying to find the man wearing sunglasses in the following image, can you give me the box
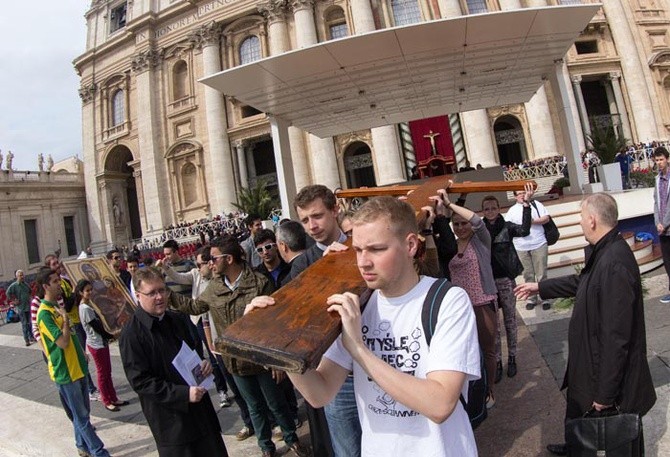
[106,248,132,290]
[254,229,291,289]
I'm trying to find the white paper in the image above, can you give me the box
[171,341,215,389]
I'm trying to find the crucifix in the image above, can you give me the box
[219,176,535,373]
[423,130,441,156]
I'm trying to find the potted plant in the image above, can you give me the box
[232,178,279,221]
[586,121,629,192]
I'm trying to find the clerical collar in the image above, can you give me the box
[316,231,348,251]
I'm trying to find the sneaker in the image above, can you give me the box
[236,426,254,441]
[525,302,536,310]
[485,393,496,409]
[287,441,310,457]
[542,301,551,311]
[89,392,100,402]
[546,443,568,455]
[218,391,231,408]
[77,449,92,457]
[272,425,283,439]
[294,417,303,429]
[261,449,277,457]
[660,294,670,304]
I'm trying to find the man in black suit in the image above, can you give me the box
[516,193,656,456]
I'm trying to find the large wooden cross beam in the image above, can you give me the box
[219,176,534,373]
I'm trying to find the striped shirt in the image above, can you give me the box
[37,299,88,384]
[30,296,41,341]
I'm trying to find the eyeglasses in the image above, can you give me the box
[255,243,276,254]
[137,288,167,299]
[453,222,471,227]
[209,254,227,262]
[112,256,122,260]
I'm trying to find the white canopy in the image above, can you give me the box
[201,5,600,138]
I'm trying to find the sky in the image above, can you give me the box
[0,2,88,171]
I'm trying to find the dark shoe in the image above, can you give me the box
[546,443,568,455]
[261,449,276,457]
[507,356,517,378]
[77,449,92,457]
[287,441,310,457]
[25,341,31,346]
[236,426,254,441]
[542,301,551,311]
[525,302,536,310]
[112,400,129,406]
[104,404,120,412]
[494,360,503,384]
[485,392,496,409]
[295,417,303,429]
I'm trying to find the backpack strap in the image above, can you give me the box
[421,278,452,346]
[421,278,468,409]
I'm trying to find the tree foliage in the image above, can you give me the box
[586,121,628,164]
[232,179,277,219]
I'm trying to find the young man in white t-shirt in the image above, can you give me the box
[505,191,551,310]
[248,197,480,456]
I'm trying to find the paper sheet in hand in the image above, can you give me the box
[171,342,214,389]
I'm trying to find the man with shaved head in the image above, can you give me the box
[516,193,656,456]
[7,269,33,346]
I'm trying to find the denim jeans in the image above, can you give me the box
[57,377,110,457]
[324,376,361,457]
[73,323,98,395]
[19,310,32,343]
[233,372,298,452]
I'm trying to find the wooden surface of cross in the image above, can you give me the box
[219,176,535,373]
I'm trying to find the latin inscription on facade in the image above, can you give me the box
[136,0,239,43]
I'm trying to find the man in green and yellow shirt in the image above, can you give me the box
[36,268,110,457]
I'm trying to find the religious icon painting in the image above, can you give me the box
[63,257,136,336]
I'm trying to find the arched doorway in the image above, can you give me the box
[104,146,142,241]
[494,115,527,166]
[344,142,376,188]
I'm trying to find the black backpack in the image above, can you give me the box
[421,278,488,430]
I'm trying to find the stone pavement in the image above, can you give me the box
[0,270,669,456]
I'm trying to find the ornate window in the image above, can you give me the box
[465,0,488,14]
[109,2,127,34]
[239,36,261,65]
[172,60,189,100]
[326,7,349,40]
[111,89,125,127]
[181,162,198,207]
[391,0,422,26]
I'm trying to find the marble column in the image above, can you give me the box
[549,60,585,193]
[234,141,249,189]
[78,83,105,248]
[439,0,497,166]
[497,0,557,159]
[270,116,298,219]
[261,0,311,191]
[196,22,238,212]
[436,0,461,18]
[350,0,406,184]
[609,71,633,141]
[291,0,341,190]
[131,48,169,234]
[562,63,586,153]
[601,1,658,142]
[570,75,592,145]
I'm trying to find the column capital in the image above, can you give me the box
[189,21,223,49]
[258,0,288,23]
[290,0,314,13]
[131,48,164,73]
[233,139,247,149]
[78,83,97,104]
[570,74,582,84]
[608,70,622,80]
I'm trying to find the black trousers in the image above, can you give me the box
[660,235,670,290]
[156,432,228,457]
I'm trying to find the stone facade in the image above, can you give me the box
[0,165,89,282]
[74,0,670,247]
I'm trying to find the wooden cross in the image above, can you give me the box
[219,176,535,373]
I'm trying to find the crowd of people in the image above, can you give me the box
[4,159,663,456]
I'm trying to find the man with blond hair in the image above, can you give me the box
[250,196,481,456]
[516,193,655,456]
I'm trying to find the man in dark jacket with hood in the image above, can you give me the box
[515,193,656,456]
